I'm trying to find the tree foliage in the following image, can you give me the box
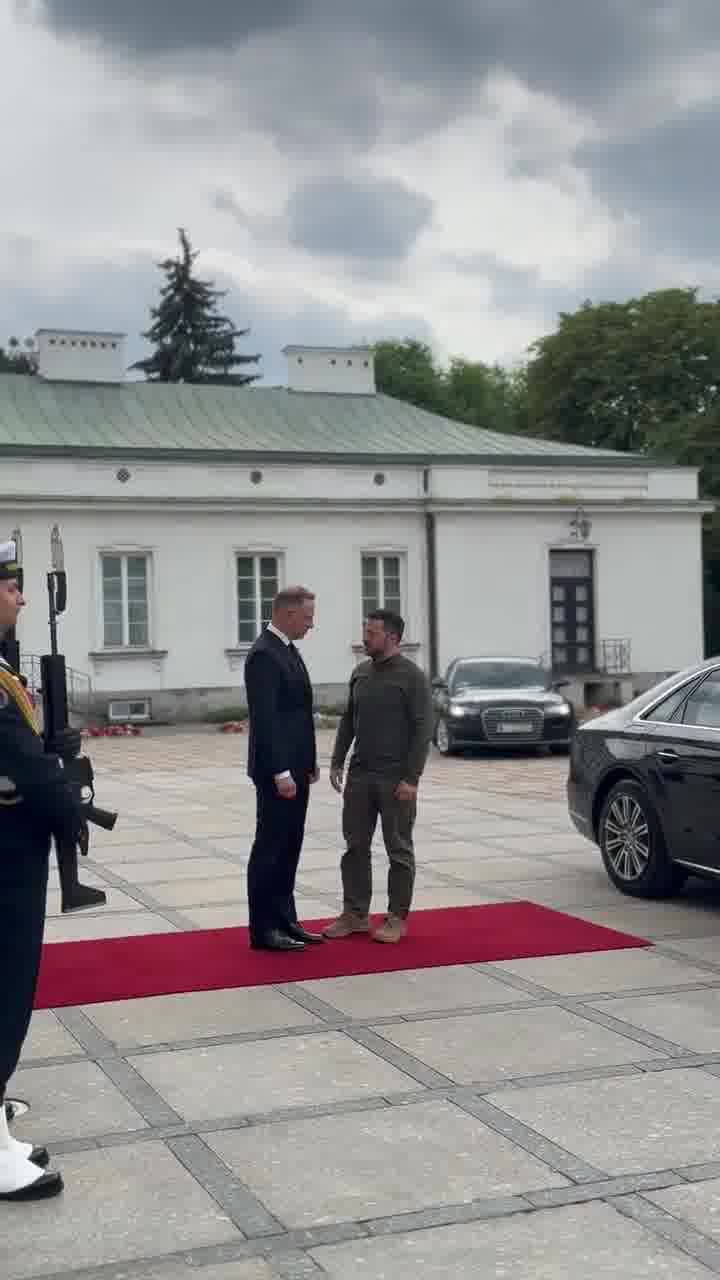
[133,228,260,386]
[523,288,720,453]
[373,338,523,432]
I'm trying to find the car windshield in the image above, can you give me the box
[450,662,548,692]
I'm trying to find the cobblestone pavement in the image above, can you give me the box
[6,730,720,1278]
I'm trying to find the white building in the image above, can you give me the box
[0,329,709,721]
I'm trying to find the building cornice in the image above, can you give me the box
[0,494,712,515]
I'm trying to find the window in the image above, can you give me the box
[101,554,150,648]
[643,683,694,723]
[237,554,279,644]
[361,554,402,619]
[682,670,720,729]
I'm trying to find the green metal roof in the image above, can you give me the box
[0,374,643,466]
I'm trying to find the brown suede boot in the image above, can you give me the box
[372,914,406,944]
[322,913,370,939]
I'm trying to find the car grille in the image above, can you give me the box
[481,706,544,742]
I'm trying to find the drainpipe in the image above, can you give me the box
[423,467,439,678]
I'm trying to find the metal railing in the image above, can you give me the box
[21,654,93,718]
[599,638,632,676]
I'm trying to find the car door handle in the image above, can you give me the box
[657,749,679,765]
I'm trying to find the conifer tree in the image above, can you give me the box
[133,228,260,385]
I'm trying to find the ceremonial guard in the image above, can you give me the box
[0,539,81,1199]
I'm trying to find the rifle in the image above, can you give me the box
[42,526,118,912]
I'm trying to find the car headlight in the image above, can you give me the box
[449,705,467,717]
[545,703,571,716]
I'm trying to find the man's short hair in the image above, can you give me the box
[273,585,315,610]
[367,608,405,641]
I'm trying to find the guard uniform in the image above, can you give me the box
[0,541,80,1200]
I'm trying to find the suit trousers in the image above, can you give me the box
[341,771,416,919]
[0,834,50,1095]
[247,780,310,943]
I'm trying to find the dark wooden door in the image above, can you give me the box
[550,550,595,673]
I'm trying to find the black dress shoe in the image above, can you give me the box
[0,1170,63,1201]
[30,1146,49,1168]
[250,929,305,952]
[286,924,325,945]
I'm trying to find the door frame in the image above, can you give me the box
[549,548,596,675]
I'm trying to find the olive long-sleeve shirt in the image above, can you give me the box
[331,653,434,785]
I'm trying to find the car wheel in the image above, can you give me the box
[598,779,683,899]
[549,744,570,755]
[435,716,455,756]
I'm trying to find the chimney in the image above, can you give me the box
[35,329,127,383]
[283,345,376,394]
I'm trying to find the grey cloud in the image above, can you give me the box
[31,0,720,115]
[286,176,433,262]
[28,0,304,54]
[577,102,720,258]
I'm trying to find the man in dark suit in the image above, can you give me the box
[245,586,323,951]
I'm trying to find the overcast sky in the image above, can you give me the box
[2,1,719,383]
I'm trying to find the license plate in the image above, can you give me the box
[497,722,533,734]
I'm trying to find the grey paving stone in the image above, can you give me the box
[128,1032,424,1122]
[418,855,552,882]
[372,1004,664,1085]
[405,884,503,909]
[181,899,331,931]
[21,1011,85,1062]
[659,938,720,968]
[489,950,717,997]
[44,909,179,942]
[570,903,720,940]
[84,987,321,1049]
[11,1059,149,1142]
[646,1178,720,1242]
[496,877,649,909]
[298,965,532,1019]
[206,1098,567,1230]
[587,988,720,1053]
[120,856,239,883]
[310,1200,716,1278]
[89,839,215,862]
[0,1143,241,1280]
[487,1068,720,1176]
[147,877,247,907]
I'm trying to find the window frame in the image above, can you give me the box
[235,551,283,646]
[98,549,153,650]
[360,550,406,623]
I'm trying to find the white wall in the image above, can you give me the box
[3,507,427,695]
[434,509,704,675]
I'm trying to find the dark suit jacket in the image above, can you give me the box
[244,629,317,785]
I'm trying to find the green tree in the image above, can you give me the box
[133,228,260,385]
[0,337,36,374]
[373,338,525,431]
[524,288,720,452]
[373,339,447,414]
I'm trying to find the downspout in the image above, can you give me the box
[423,467,439,678]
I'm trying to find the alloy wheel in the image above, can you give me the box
[603,794,651,881]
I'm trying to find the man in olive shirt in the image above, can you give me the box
[325,609,434,943]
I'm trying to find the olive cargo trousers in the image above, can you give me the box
[341,770,416,918]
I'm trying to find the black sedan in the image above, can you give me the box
[569,657,720,898]
[432,656,576,755]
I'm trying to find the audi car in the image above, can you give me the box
[569,657,720,898]
[432,656,576,755]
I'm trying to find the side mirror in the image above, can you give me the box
[553,679,570,691]
[431,677,446,691]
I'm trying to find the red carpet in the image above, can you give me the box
[34,903,651,1009]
